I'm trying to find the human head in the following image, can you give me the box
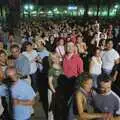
[76,72,93,92]
[7,55,15,67]
[23,41,33,52]
[97,73,113,95]
[0,50,7,64]
[36,38,45,50]
[94,48,101,57]
[0,42,4,50]
[10,44,21,59]
[49,52,60,66]
[76,35,83,43]
[106,39,113,50]
[5,66,18,82]
[59,38,64,46]
[66,42,75,54]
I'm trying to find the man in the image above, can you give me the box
[0,66,36,120]
[93,73,120,118]
[10,44,31,84]
[63,42,83,117]
[101,39,119,75]
[63,42,83,78]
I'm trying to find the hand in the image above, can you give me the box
[14,99,20,106]
[103,113,113,120]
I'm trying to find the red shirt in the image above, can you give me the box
[63,54,83,78]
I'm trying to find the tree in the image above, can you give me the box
[96,0,101,17]
[84,0,89,17]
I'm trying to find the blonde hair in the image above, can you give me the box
[49,52,60,67]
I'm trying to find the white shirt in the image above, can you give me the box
[22,50,38,74]
[102,49,119,70]
[90,56,102,75]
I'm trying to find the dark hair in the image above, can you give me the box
[106,39,113,45]
[21,41,32,51]
[0,50,6,56]
[10,44,20,50]
[98,73,113,83]
[75,72,92,90]
[93,47,100,56]
[8,55,15,60]
[23,41,32,47]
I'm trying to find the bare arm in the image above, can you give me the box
[76,92,105,120]
[115,58,119,65]
[48,76,56,93]
[89,60,94,74]
[14,99,35,106]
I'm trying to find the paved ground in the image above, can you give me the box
[32,101,47,120]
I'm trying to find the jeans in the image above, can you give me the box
[91,74,99,88]
[102,68,112,75]
[30,70,39,93]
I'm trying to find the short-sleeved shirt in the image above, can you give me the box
[15,54,30,76]
[0,80,36,120]
[48,67,63,88]
[93,91,120,115]
[22,50,38,74]
[102,49,119,71]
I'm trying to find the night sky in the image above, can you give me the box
[0,0,119,5]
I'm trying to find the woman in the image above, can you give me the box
[75,72,109,120]
[55,38,65,62]
[89,48,102,88]
[99,39,106,51]
[76,35,87,57]
[48,52,63,120]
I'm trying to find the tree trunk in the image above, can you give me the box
[8,0,21,30]
[84,0,89,17]
[107,0,112,17]
[96,0,101,17]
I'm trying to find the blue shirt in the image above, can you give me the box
[15,54,30,76]
[0,80,36,120]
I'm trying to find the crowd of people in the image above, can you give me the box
[0,19,119,120]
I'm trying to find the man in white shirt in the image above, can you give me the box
[101,39,119,75]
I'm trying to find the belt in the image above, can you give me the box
[20,75,28,79]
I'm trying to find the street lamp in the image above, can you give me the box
[115,5,119,9]
[24,4,34,19]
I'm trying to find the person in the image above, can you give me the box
[89,48,102,88]
[74,72,108,120]
[101,39,119,75]
[48,52,63,120]
[0,66,36,120]
[0,50,7,73]
[22,42,39,93]
[63,41,83,78]
[36,38,49,117]
[36,38,49,72]
[10,44,31,84]
[55,38,65,62]
[76,35,87,58]
[93,73,120,118]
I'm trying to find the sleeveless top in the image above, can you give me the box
[79,87,94,113]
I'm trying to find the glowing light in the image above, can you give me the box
[68,6,77,10]
[24,5,29,10]
[115,5,119,9]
